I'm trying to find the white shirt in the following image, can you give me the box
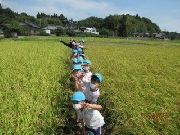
[82,108,105,130]
[82,71,92,86]
[73,104,83,120]
[84,83,100,103]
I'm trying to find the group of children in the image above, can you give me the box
[60,39,105,135]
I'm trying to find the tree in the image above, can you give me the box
[55,27,64,36]
[99,28,109,36]
[3,20,25,37]
[59,14,67,26]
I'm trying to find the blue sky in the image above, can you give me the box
[1,0,180,32]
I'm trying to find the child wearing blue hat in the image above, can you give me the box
[77,57,84,65]
[84,73,103,104]
[72,58,78,65]
[72,64,86,92]
[72,91,105,135]
[72,91,85,128]
[78,48,84,56]
[70,49,78,60]
[79,53,85,60]
[82,59,92,87]
[78,39,85,51]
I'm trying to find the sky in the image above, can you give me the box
[1,0,180,33]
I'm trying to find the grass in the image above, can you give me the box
[0,39,74,134]
[0,36,180,134]
[84,42,180,134]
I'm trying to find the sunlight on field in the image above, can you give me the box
[0,37,180,134]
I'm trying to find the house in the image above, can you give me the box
[43,25,64,34]
[75,27,99,35]
[19,20,40,35]
[84,27,99,35]
[153,33,165,39]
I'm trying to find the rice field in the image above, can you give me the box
[0,36,180,134]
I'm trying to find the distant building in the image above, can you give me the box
[75,27,99,35]
[19,20,40,35]
[84,27,99,35]
[43,25,64,34]
[153,33,165,39]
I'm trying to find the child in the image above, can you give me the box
[72,64,86,92]
[72,58,78,65]
[70,49,78,60]
[78,48,84,56]
[82,59,92,87]
[84,73,103,104]
[79,53,85,60]
[78,40,84,51]
[71,91,105,135]
[71,91,85,127]
[60,39,76,49]
[77,57,84,65]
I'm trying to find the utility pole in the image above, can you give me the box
[40,19,41,28]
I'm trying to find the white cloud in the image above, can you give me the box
[2,0,139,20]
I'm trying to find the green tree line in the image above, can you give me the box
[0,4,180,39]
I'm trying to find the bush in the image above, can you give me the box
[39,30,50,36]
[55,27,65,36]
[75,32,100,37]
[3,21,25,38]
[65,29,76,37]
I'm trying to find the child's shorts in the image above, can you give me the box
[85,125,103,135]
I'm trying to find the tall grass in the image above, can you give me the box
[0,39,73,134]
[85,43,180,134]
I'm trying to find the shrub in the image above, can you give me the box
[39,30,50,36]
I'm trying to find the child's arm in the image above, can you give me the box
[83,103,102,109]
[74,79,79,90]
[72,73,78,90]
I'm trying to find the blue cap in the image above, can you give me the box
[94,73,103,83]
[79,54,85,57]
[83,59,91,65]
[72,58,78,64]
[72,49,78,53]
[73,64,82,70]
[72,91,85,101]
[77,57,84,63]
[78,48,83,52]
[81,39,84,43]
[79,54,85,56]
